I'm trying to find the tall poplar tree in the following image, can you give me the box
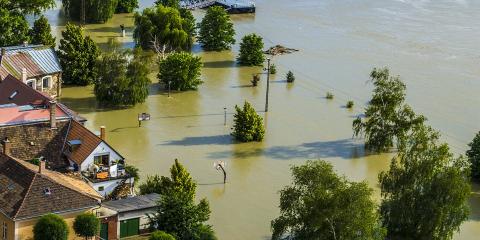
[30,15,56,47]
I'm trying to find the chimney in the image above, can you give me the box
[1,48,5,56]
[2,137,11,156]
[49,100,56,129]
[23,41,28,47]
[22,68,27,83]
[100,126,106,141]
[39,160,46,174]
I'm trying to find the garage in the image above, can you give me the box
[120,218,139,238]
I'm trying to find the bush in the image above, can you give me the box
[150,230,176,240]
[158,52,203,91]
[29,158,40,166]
[286,71,295,83]
[116,0,138,13]
[326,92,334,99]
[58,23,99,86]
[237,34,265,66]
[467,132,480,182]
[198,6,235,51]
[269,64,277,74]
[30,15,56,48]
[34,214,69,240]
[346,100,354,109]
[232,101,265,142]
[62,0,118,23]
[73,213,99,239]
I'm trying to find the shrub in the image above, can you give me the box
[73,213,100,239]
[149,230,176,240]
[232,101,265,142]
[326,92,334,99]
[286,71,295,83]
[346,100,354,109]
[34,214,69,240]
[251,74,260,86]
[237,34,265,66]
[198,6,235,51]
[158,52,203,91]
[269,64,277,74]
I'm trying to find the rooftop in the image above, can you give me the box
[0,103,68,127]
[102,193,160,213]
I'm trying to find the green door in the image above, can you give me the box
[100,223,108,240]
[120,218,140,238]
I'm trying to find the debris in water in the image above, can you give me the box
[264,45,299,55]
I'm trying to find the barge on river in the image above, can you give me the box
[181,0,256,14]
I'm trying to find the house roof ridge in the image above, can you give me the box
[12,172,37,220]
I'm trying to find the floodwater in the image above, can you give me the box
[37,0,480,239]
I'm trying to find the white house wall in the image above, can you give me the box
[80,142,123,171]
[91,177,133,197]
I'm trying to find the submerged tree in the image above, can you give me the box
[353,67,425,152]
[379,124,470,240]
[232,101,265,142]
[467,131,480,182]
[155,0,180,9]
[238,33,265,66]
[95,39,150,105]
[134,5,190,51]
[198,6,235,51]
[158,52,202,91]
[58,23,99,85]
[271,160,386,240]
[30,15,56,47]
[62,0,118,23]
[147,159,216,240]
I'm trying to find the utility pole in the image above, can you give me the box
[224,107,227,126]
[265,58,271,112]
[168,81,171,98]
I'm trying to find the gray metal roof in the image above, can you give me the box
[26,48,62,74]
[102,193,160,213]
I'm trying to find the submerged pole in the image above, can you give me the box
[265,58,271,112]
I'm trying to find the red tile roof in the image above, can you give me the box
[0,74,50,106]
[66,121,103,166]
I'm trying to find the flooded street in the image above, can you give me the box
[39,0,480,239]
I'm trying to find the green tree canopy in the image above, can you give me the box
[238,33,265,66]
[58,23,99,85]
[0,9,29,47]
[232,101,265,142]
[147,159,216,240]
[33,214,69,240]
[62,0,118,23]
[379,124,470,240]
[134,5,190,51]
[30,15,55,47]
[271,160,386,240]
[0,0,56,15]
[73,212,100,240]
[467,131,480,181]
[155,0,180,9]
[158,52,202,91]
[94,39,150,105]
[150,230,176,240]
[116,0,139,13]
[353,67,425,152]
[198,6,235,51]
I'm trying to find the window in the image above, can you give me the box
[98,186,104,191]
[94,154,110,166]
[2,222,7,240]
[42,76,52,90]
[26,79,36,89]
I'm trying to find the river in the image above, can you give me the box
[36,0,480,239]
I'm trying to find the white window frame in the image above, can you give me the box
[26,79,36,89]
[41,76,52,90]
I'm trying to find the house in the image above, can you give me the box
[0,74,133,197]
[0,45,62,98]
[0,144,102,240]
[96,194,160,239]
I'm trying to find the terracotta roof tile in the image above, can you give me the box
[66,121,103,166]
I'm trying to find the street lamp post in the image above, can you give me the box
[224,107,227,126]
[265,58,271,112]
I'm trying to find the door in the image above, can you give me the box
[100,223,108,240]
[120,218,139,238]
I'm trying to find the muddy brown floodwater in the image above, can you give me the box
[34,0,480,239]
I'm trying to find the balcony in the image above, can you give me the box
[81,163,131,183]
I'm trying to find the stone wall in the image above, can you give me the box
[31,72,61,98]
